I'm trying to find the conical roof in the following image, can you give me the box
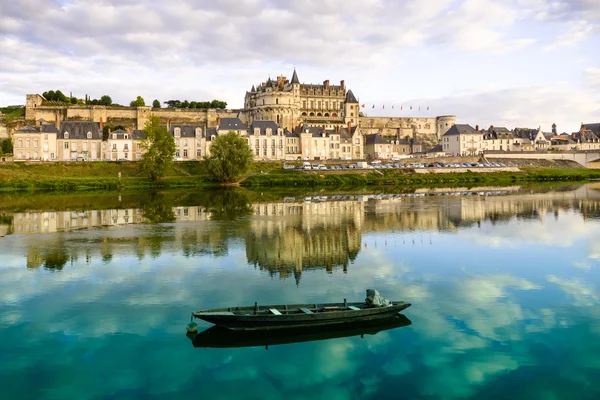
[251,85,255,92]
[345,89,358,104]
[291,69,300,84]
[266,77,273,88]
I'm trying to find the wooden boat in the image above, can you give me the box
[187,314,412,349]
[191,291,411,331]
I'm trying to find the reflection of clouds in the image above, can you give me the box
[462,211,600,248]
[547,275,599,306]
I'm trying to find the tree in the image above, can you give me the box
[210,100,227,109]
[1,138,13,154]
[206,131,254,183]
[181,100,190,108]
[164,100,181,108]
[99,95,112,106]
[138,115,176,181]
[130,96,145,107]
[152,99,161,108]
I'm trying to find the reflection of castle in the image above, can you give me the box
[246,201,363,283]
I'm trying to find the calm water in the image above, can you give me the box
[2,185,600,399]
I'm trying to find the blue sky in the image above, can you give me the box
[0,0,598,132]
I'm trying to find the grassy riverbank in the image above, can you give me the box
[0,161,281,192]
[241,168,600,188]
[1,161,600,192]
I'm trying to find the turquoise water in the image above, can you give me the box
[2,185,600,399]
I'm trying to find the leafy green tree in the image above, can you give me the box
[181,100,190,108]
[130,96,146,107]
[99,95,112,106]
[138,115,176,181]
[206,131,254,183]
[43,90,56,101]
[1,138,13,154]
[210,100,227,109]
[70,97,78,104]
[152,99,161,108]
[164,100,181,108]
[55,90,68,103]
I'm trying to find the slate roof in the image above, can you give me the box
[58,121,102,139]
[15,124,40,134]
[582,123,600,134]
[572,130,600,143]
[206,128,217,140]
[483,126,513,140]
[107,129,133,140]
[298,124,326,137]
[171,124,203,138]
[426,144,444,153]
[218,118,247,131]
[250,85,256,92]
[132,129,146,140]
[443,124,478,136]
[41,124,58,134]
[291,69,300,84]
[365,134,394,145]
[284,129,299,138]
[345,89,358,104]
[249,120,280,135]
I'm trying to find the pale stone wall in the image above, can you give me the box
[57,139,102,161]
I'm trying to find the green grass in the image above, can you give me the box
[241,168,600,189]
[0,107,25,119]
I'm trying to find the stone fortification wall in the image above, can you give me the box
[25,98,243,129]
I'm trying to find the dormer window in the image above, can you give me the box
[112,134,117,139]
[195,128,201,137]
[87,132,92,139]
[211,135,216,141]
[64,132,69,139]
[174,128,181,137]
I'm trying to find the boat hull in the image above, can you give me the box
[193,301,411,331]
[187,314,412,348]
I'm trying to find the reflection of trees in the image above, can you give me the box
[201,189,253,220]
[26,245,70,270]
[140,192,176,224]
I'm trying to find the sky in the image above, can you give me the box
[0,0,599,133]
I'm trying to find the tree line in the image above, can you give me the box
[41,90,226,109]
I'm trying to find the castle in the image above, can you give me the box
[23,68,455,148]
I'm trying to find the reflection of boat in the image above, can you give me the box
[191,290,411,331]
[187,314,412,349]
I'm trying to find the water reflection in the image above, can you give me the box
[3,185,600,399]
[187,314,412,349]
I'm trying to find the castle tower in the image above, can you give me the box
[343,90,359,126]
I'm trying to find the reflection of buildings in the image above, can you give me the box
[246,201,363,283]
[12,185,600,278]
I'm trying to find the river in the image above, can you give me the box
[1,184,600,399]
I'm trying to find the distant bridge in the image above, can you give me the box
[484,151,600,168]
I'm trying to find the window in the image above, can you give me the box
[183,140,188,147]
[137,143,141,150]
[112,144,117,151]
[64,142,69,149]
[263,148,267,156]
[87,132,92,139]
[112,134,117,139]
[124,153,128,159]
[276,98,279,105]
[18,139,23,147]
[34,139,38,147]
[255,148,259,156]
[196,150,201,157]
[83,143,87,151]
[64,132,69,139]
[174,128,181,137]
[124,144,129,151]
[183,149,188,157]
[26,139,30,147]
[176,150,180,157]
[44,134,48,141]
[124,134,128,139]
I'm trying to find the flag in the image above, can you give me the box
[372,105,375,109]
[382,104,385,109]
[419,106,421,111]
[361,104,365,108]
[410,106,412,110]
[392,105,394,109]
[401,105,403,110]
[427,106,429,110]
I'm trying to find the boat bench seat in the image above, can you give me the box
[348,306,361,311]
[298,307,313,314]
[269,308,282,315]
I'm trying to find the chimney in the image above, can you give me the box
[323,80,330,89]
[347,121,351,132]
[475,124,479,131]
[490,125,494,131]
[581,125,586,134]
[340,80,345,91]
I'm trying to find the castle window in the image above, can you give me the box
[88,132,92,139]
[64,132,69,139]
[276,98,279,105]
